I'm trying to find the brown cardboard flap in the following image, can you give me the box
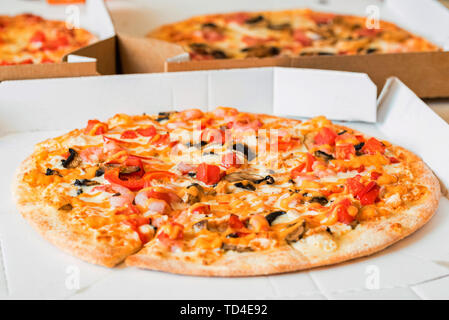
[0,61,98,81]
[166,51,449,99]
[69,36,117,75]
[117,33,185,74]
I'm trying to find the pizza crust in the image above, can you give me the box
[13,156,142,268]
[125,147,441,276]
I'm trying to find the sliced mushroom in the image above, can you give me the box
[285,221,306,242]
[268,22,291,30]
[245,15,264,24]
[58,203,73,211]
[222,243,254,253]
[265,211,286,225]
[303,132,315,150]
[242,45,280,58]
[95,168,105,177]
[119,166,141,175]
[73,179,100,187]
[224,171,263,183]
[234,181,256,191]
[255,175,275,185]
[61,148,81,169]
[310,196,328,206]
[186,183,204,204]
[314,150,334,161]
[232,143,257,162]
[193,220,208,232]
[45,168,61,177]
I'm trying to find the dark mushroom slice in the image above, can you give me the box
[285,221,306,242]
[61,148,81,169]
[193,220,208,232]
[268,22,291,30]
[354,142,365,151]
[255,175,275,185]
[73,179,100,187]
[58,203,73,211]
[242,46,280,58]
[317,51,335,56]
[95,168,105,177]
[245,15,265,24]
[232,143,256,162]
[226,232,239,238]
[310,196,328,206]
[224,171,263,183]
[76,189,83,196]
[186,140,208,148]
[211,49,227,59]
[366,48,378,54]
[188,43,210,55]
[314,150,335,161]
[155,111,177,122]
[234,181,256,191]
[186,183,204,204]
[222,243,254,253]
[337,130,347,135]
[45,168,61,177]
[119,166,141,175]
[265,211,286,225]
[202,22,219,29]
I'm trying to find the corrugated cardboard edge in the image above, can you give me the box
[165,51,449,99]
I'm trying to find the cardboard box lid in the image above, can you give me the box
[0,67,448,298]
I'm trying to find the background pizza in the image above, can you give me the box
[13,108,440,276]
[148,8,440,60]
[0,13,96,65]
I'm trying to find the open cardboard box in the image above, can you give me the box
[0,67,448,299]
[111,0,449,98]
[0,0,116,81]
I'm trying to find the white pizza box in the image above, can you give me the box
[0,0,116,80]
[108,0,449,98]
[0,67,448,299]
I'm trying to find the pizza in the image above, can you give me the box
[13,107,440,276]
[147,9,440,60]
[0,13,96,65]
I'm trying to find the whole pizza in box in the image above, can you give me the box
[148,9,440,60]
[13,107,441,276]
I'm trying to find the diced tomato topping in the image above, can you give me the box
[389,157,400,164]
[356,28,382,38]
[158,222,184,243]
[371,171,382,180]
[196,163,222,185]
[122,216,150,243]
[293,29,312,46]
[356,165,365,173]
[136,125,156,137]
[346,176,380,205]
[335,143,355,160]
[277,137,300,152]
[84,119,108,135]
[305,153,316,172]
[346,175,365,197]
[104,168,145,191]
[120,130,138,139]
[362,138,385,155]
[335,198,355,224]
[30,30,46,43]
[202,29,225,42]
[191,204,211,215]
[221,152,241,169]
[224,12,250,24]
[242,35,269,46]
[291,163,306,179]
[229,214,244,229]
[310,13,336,25]
[358,181,380,205]
[314,127,337,146]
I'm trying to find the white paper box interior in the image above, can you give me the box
[108,0,449,55]
[0,68,448,299]
[0,0,115,63]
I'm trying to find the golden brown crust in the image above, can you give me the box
[126,147,440,276]
[13,156,142,268]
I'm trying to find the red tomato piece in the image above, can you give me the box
[336,198,355,224]
[84,119,108,135]
[293,29,312,46]
[136,125,156,137]
[346,175,365,197]
[335,143,355,160]
[229,214,244,229]
[362,138,385,155]
[196,163,222,185]
[371,171,382,180]
[389,157,400,164]
[104,168,145,191]
[291,163,306,179]
[358,181,380,205]
[305,153,316,172]
[314,127,337,146]
[30,30,46,43]
[120,130,138,139]
[191,204,211,215]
